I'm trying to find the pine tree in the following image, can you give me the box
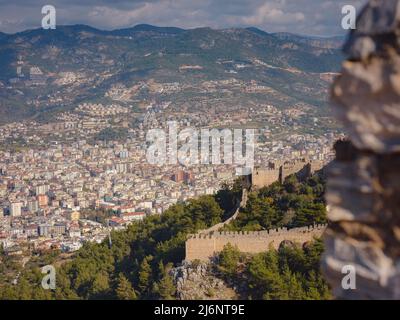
[154,262,176,300]
[138,256,153,296]
[218,243,241,277]
[90,271,110,298]
[16,277,32,300]
[282,267,304,300]
[116,273,137,300]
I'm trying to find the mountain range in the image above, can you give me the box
[0,24,344,123]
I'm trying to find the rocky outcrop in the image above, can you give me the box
[170,261,237,300]
[322,0,400,299]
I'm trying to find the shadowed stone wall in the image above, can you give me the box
[251,159,324,189]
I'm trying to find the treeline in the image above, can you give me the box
[222,172,327,231]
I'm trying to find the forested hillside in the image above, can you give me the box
[0,172,329,300]
[223,171,327,231]
[216,240,331,300]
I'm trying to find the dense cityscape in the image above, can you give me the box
[0,95,340,258]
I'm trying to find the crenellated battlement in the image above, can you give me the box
[251,158,325,189]
[185,224,327,261]
[188,224,327,239]
[184,167,327,262]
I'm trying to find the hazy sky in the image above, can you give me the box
[0,0,366,36]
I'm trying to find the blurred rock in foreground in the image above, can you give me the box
[322,0,400,299]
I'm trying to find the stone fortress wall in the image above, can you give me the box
[185,224,327,261]
[251,158,324,189]
[198,189,248,234]
[184,158,328,261]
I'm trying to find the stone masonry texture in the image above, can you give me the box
[186,225,326,261]
[321,0,400,299]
